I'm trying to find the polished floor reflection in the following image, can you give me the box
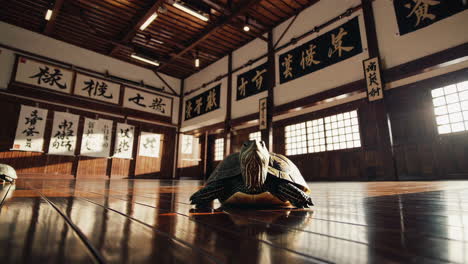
[1,180,468,264]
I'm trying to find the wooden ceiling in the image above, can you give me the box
[0,0,319,79]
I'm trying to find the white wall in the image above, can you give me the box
[181,56,228,132]
[232,38,268,119]
[373,0,468,69]
[274,6,368,106]
[0,21,181,124]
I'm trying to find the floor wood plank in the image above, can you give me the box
[2,179,468,263]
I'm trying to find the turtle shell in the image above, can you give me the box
[0,164,18,182]
[206,152,310,193]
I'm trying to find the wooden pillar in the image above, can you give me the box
[362,0,396,180]
[173,79,185,179]
[106,121,118,178]
[224,53,233,156]
[128,124,140,178]
[202,131,209,180]
[262,31,275,151]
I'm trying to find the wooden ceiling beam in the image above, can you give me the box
[43,0,65,35]
[109,0,164,56]
[157,0,263,71]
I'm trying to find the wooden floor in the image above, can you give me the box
[1,180,468,264]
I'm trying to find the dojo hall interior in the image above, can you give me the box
[1,0,468,263]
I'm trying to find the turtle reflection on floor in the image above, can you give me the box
[190,140,313,208]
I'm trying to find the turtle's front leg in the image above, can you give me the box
[267,178,313,208]
[190,183,225,208]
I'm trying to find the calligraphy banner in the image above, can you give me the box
[278,16,363,84]
[363,57,384,101]
[74,73,120,104]
[236,63,268,100]
[259,97,268,130]
[80,118,113,158]
[184,84,221,121]
[138,132,161,158]
[12,105,48,152]
[113,123,135,159]
[14,56,74,94]
[48,112,80,156]
[394,0,467,36]
[123,87,172,117]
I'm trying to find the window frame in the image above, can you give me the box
[430,81,468,136]
[214,137,224,161]
[282,107,363,156]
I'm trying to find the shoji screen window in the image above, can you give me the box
[285,122,307,155]
[432,81,468,134]
[284,110,361,156]
[249,131,261,141]
[306,118,326,153]
[214,138,224,161]
[324,110,361,151]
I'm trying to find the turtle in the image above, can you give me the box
[190,140,313,208]
[0,164,18,183]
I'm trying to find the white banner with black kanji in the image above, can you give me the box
[113,123,135,159]
[12,105,48,152]
[48,112,79,156]
[80,118,113,158]
[138,132,161,158]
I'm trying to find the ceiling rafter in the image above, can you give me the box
[157,0,264,71]
[43,0,65,35]
[109,0,164,56]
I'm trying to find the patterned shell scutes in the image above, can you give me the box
[0,164,18,179]
[206,153,310,193]
[206,153,242,184]
[268,153,310,192]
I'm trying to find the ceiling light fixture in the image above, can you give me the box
[173,1,209,22]
[150,38,164,44]
[45,9,53,21]
[243,15,250,32]
[195,50,200,68]
[131,53,160,67]
[139,12,158,31]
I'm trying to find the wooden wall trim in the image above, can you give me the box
[275,79,366,116]
[0,43,174,96]
[0,90,176,128]
[231,113,258,128]
[383,42,468,83]
[226,42,468,130]
[182,121,225,136]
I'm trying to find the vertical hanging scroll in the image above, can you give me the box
[113,123,135,159]
[138,132,161,158]
[80,118,113,157]
[48,112,80,156]
[259,97,268,130]
[363,57,384,101]
[12,105,48,152]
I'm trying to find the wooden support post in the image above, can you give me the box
[262,31,275,151]
[173,79,185,179]
[362,0,396,180]
[203,131,209,180]
[106,121,118,178]
[128,125,140,178]
[224,53,233,156]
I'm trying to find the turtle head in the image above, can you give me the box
[239,140,270,191]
